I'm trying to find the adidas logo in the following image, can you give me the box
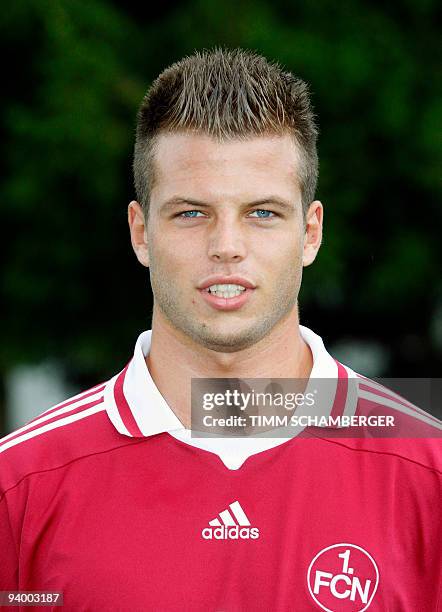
[202,500,260,540]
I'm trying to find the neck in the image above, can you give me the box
[146,305,313,428]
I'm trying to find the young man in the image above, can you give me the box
[0,49,440,611]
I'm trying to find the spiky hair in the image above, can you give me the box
[133,48,318,215]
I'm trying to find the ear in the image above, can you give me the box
[302,200,323,267]
[128,200,149,267]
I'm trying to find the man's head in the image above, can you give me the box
[129,49,323,353]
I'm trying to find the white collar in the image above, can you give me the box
[104,325,358,441]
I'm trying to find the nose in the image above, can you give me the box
[207,217,247,263]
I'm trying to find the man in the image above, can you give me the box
[0,49,440,611]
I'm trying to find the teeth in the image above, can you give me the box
[207,283,246,298]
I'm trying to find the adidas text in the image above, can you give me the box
[202,526,260,540]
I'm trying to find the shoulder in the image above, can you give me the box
[333,368,442,475]
[0,381,119,495]
[354,372,441,435]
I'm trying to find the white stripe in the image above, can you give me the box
[0,390,104,445]
[0,405,106,454]
[357,376,435,420]
[342,365,359,418]
[103,374,132,437]
[209,518,222,527]
[38,383,104,416]
[229,501,251,526]
[358,389,442,430]
[219,509,236,526]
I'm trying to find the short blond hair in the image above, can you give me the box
[133,48,318,215]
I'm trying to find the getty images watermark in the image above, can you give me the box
[190,378,442,438]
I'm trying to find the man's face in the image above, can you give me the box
[132,132,321,352]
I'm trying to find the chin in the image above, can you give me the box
[190,323,268,353]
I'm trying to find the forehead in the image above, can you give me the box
[150,132,302,204]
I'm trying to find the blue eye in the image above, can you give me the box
[179,210,204,218]
[250,209,275,218]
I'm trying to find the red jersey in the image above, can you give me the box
[0,325,441,611]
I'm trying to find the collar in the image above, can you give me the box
[104,325,359,439]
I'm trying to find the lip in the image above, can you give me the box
[198,287,254,311]
[197,276,256,290]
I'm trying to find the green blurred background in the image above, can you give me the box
[1,0,441,433]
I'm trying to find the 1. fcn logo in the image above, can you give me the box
[307,543,379,612]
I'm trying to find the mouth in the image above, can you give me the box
[198,283,255,311]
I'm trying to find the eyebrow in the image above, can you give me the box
[160,196,295,214]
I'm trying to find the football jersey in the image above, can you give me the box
[0,325,441,611]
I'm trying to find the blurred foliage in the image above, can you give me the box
[0,0,441,387]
